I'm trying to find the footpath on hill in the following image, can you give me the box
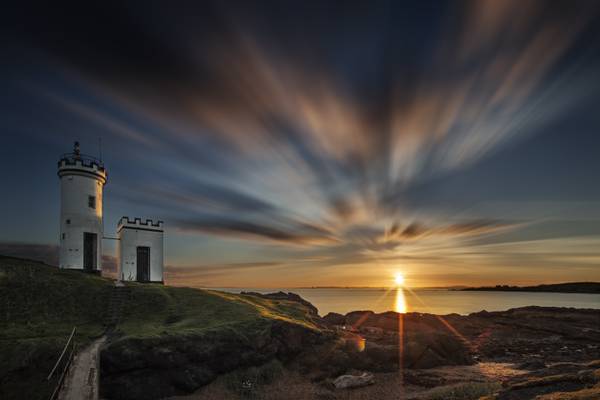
[58,335,106,400]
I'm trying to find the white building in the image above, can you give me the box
[58,142,107,272]
[117,217,164,283]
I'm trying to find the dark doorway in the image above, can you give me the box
[83,232,97,271]
[136,246,150,282]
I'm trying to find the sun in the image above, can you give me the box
[394,273,405,286]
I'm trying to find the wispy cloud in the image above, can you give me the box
[5,0,600,286]
[174,217,338,246]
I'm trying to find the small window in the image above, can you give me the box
[66,219,71,225]
[88,196,96,209]
[62,233,65,240]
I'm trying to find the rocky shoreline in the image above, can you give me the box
[100,292,600,399]
[322,306,600,365]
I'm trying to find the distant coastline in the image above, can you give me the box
[205,286,469,290]
[460,282,600,294]
[205,284,600,293]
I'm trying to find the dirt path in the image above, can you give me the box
[58,335,106,400]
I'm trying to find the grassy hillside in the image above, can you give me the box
[116,283,320,340]
[0,256,321,400]
[0,256,113,400]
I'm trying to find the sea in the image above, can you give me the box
[215,287,600,316]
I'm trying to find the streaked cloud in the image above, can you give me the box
[174,218,338,246]
[2,0,600,286]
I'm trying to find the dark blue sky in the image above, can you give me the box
[1,0,600,287]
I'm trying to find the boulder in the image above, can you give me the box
[345,311,376,329]
[363,342,399,372]
[333,372,375,389]
[323,312,346,326]
[410,348,448,369]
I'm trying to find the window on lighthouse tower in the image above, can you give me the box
[88,195,96,209]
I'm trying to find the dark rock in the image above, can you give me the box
[100,321,330,400]
[518,360,546,370]
[323,312,346,326]
[363,342,399,372]
[411,348,447,369]
[345,311,376,329]
[403,332,472,369]
[302,345,353,379]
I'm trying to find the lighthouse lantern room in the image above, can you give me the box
[57,142,107,272]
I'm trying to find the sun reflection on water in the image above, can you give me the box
[395,287,407,313]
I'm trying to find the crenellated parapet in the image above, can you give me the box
[58,142,106,271]
[118,216,164,232]
[117,215,165,282]
[58,153,107,184]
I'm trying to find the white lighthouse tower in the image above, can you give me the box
[58,142,107,272]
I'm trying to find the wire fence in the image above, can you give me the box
[47,327,77,400]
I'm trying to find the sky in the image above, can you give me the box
[1,0,600,288]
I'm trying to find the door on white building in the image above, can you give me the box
[83,232,97,271]
[136,246,150,282]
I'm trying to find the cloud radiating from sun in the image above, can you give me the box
[2,0,600,287]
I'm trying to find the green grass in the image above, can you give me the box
[0,256,321,400]
[0,256,114,400]
[111,280,321,341]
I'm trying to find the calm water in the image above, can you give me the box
[216,287,600,316]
